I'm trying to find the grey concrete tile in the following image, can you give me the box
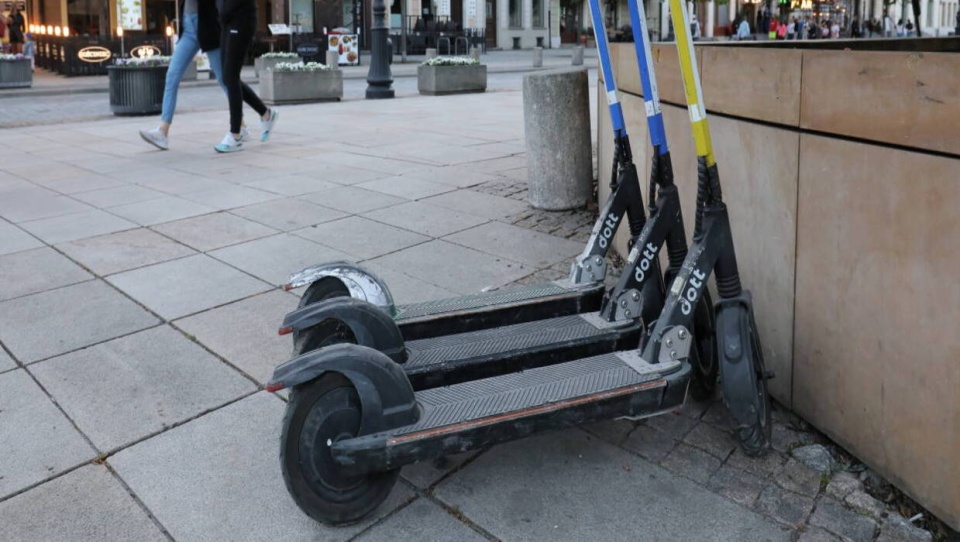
[354,497,487,542]
[32,326,255,451]
[408,165,505,188]
[137,175,232,196]
[19,209,138,245]
[109,392,415,541]
[244,174,341,196]
[209,234,353,287]
[34,174,127,195]
[727,448,788,480]
[756,484,816,527]
[107,254,271,320]
[469,155,527,173]
[174,291,298,385]
[0,464,166,542]
[231,198,348,231]
[0,190,91,223]
[293,216,430,260]
[359,261,460,305]
[433,430,790,541]
[708,465,768,508]
[367,240,530,294]
[152,212,278,252]
[0,220,43,256]
[0,370,96,499]
[109,196,216,226]
[0,347,15,372]
[809,499,878,542]
[445,221,584,268]
[356,176,457,201]
[645,409,700,440]
[661,443,724,484]
[401,451,480,489]
[422,189,530,219]
[299,186,407,214]
[56,228,196,276]
[622,423,679,463]
[71,185,167,208]
[0,247,93,301]
[580,419,638,446]
[0,281,160,363]
[181,185,281,210]
[799,527,845,542]
[683,422,738,461]
[364,201,489,238]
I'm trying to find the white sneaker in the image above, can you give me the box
[260,109,279,142]
[214,132,244,153]
[139,127,169,151]
[239,126,252,142]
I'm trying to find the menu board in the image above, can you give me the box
[118,0,143,30]
[328,34,359,66]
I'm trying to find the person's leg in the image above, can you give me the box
[221,27,246,136]
[205,48,228,95]
[160,14,201,129]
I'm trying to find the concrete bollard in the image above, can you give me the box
[326,50,340,70]
[572,46,584,66]
[533,47,543,68]
[523,68,592,210]
[426,48,438,60]
[470,46,481,62]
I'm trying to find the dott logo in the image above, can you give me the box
[679,268,707,316]
[597,212,620,249]
[131,45,162,59]
[633,242,658,284]
[77,46,112,63]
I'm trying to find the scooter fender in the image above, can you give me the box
[715,291,762,431]
[281,297,406,364]
[268,343,419,434]
[284,261,395,316]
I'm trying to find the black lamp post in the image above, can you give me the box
[366,0,395,99]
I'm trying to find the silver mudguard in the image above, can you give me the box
[285,261,396,316]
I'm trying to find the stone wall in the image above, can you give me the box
[598,42,960,529]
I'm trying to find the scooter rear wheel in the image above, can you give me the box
[280,373,399,525]
[294,319,357,356]
[735,318,772,456]
[298,277,350,309]
[688,291,718,401]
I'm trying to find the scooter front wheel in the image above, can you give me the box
[688,290,718,401]
[280,373,399,525]
[734,318,772,456]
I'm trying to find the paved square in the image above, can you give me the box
[107,254,271,320]
[209,233,353,286]
[444,221,585,268]
[109,196,216,226]
[0,370,95,499]
[0,247,92,301]
[299,186,407,214]
[356,175,457,201]
[31,326,256,452]
[422,189,529,219]
[0,220,43,256]
[0,347,15,373]
[152,212,278,252]
[0,281,160,363]
[181,185,280,210]
[230,198,348,231]
[71,185,167,208]
[355,498,487,542]
[18,209,138,245]
[243,174,341,196]
[294,216,430,260]
[0,189,90,223]
[56,228,196,276]
[363,201,489,238]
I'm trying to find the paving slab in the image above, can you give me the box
[809,498,878,542]
[0,464,166,542]
[422,189,530,219]
[230,198,348,231]
[433,430,790,541]
[708,465,768,508]
[299,185,408,214]
[661,442,724,484]
[31,326,255,452]
[109,392,415,541]
[580,419,637,446]
[358,261,461,305]
[0,370,96,499]
[354,497,487,542]
[137,175,232,196]
[56,228,195,276]
[0,247,93,301]
[174,291,299,385]
[400,451,481,489]
[33,174,127,195]
[209,233,353,287]
[108,195,216,226]
[18,209,138,245]
[152,212,278,252]
[755,483,816,527]
[243,174,341,196]
[775,459,824,498]
[622,423,679,463]
[363,201,489,238]
[444,221,585,268]
[682,422,738,461]
[107,254,271,320]
[727,447,788,479]
[0,281,160,363]
[0,347,15,372]
[70,184,167,208]
[410,165,506,188]
[181,185,281,210]
[367,240,531,295]
[356,175,457,201]
[294,216,431,260]
[0,220,44,255]
[0,190,90,223]
[644,408,700,440]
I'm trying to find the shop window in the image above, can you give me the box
[509,0,522,27]
[533,0,543,27]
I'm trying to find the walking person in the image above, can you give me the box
[736,16,751,40]
[7,6,24,55]
[215,0,278,153]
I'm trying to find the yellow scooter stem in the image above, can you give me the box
[669,0,716,167]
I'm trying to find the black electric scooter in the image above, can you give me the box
[268,1,735,526]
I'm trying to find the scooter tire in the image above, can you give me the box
[734,318,772,456]
[293,319,357,356]
[280,373,400,525]
[297,277,350,309]
[688,290,718,401]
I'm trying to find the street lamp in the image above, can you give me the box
[366,0,395,99]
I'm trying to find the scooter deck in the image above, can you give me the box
[332,352,690,474]
[394,281,605,340]
[403,312,642,389]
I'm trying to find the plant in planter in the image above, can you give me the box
[256,52,301,77]
[0,53,32,89]
[260,61,342,105]
[108,56,171,116]
[418,56,487,96]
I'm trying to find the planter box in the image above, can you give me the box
[255,56,298,77]
[0,58,32,89]
[260,69,343,104]
[108,65,168,116]
[418,64,487,96]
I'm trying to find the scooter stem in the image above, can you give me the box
[668,0,716,168]
[626,0,669,156]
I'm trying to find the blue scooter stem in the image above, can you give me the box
[626,0,669,155]
[588,0,628,139]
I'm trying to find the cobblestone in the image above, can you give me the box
[661,443,723,485]
[809,499,878,542]
[756,483,816,527]
[825,471,863,501]
[707,465,767,508]
[877,514,934,542]
[776,459,824,499]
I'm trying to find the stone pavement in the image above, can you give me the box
[0,77,935,541]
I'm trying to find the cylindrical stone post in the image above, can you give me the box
[523,68,592,210]
[326,50,340,69]
[532,47,543,67]
[470,46,481,61]
[572,45,584,66]
[426,48,438,60]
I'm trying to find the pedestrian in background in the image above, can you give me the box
[736,17,751,40]
[214,0,278,153]
[830,19,840,38]
[22,32,34,71]
[787,17,796,39]
[7,6,24,55]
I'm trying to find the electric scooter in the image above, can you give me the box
[268,1,733,526]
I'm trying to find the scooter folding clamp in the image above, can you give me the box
[658,325,692,364]
[570,254,607,285]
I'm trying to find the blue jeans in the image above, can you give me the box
[161,13,225,124]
